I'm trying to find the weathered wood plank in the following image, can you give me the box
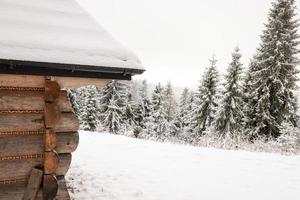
[0,113,44,132]
[0,177,70,200]
[55,112,80,132]
[43,174,58,200]
[22,168,43,200]
[56,132,79,153]
[0,132,79,156]
[0,113,79,132]
[53,76,109,89]
[0,90,73,112]
[0,74,109,89]
[0,74,44,88]
[44,152,59,175]
[56,153,72,176]
[0,154,72,180]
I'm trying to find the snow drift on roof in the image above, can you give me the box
[0,0,143,72]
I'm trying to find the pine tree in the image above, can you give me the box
[67,89,80,116]
[136,80,151,128]
[215,47,244,137]
[163,82,177,122]
[146,83,168,137]
[177,88,190,129]
[246,0,299,138]
[99,80,128,134]
[79,85,98,131]
[193,56,219,135]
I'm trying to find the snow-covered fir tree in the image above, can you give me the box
[99,80,128,134]
[215,47,244,138]
[124,90,138,128]
[146,83,169,137]
[67,89,80,116]
[246,0,299,138]
[135,80,151,128]
[176,88,190,130]
[163,82,177,122]
[78,85,98,131]
[193,56,219,135]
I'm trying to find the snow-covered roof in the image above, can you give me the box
[0,0,144,78]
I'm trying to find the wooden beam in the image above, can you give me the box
[0,90,73,112]
[0,112,79,132]
[22,168,43,200]
[0,153,72,180]
[0,132,80,156]
[0,74,109,89]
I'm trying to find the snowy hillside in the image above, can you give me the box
[66,132,300,200]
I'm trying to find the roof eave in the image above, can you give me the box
[0,59,145,80]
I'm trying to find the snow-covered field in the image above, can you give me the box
[67,132,300,200]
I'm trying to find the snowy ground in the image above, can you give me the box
[66,131,300,200]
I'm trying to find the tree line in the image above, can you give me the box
[68,0,299,145]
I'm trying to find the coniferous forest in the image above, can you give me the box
[68,0,300,153]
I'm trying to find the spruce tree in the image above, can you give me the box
[193,56,219,135]
[177,88,190,129]
[136,80,151,128]
[147,83,168,137]
[215,47,244,137]
[246,0,299,138]
[79,85,98,131]
[163,82,177,122]
[99,80,127,134]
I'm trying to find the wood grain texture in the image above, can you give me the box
[0,132,79,156]
[44,151,59,175]
[0,90,73,112]
[55,112,80,132]
[22,168,43,200]
[0,74,109,89]
[56,153,72,176]
[0,113,79,132]
[0,74,44,88]
[0,177,70,200]
[0,113,44,132]
[43,174,58,200]
[0,153,72,180]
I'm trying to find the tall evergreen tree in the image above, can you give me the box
[246,0,299,138]
[193,56,219,135]
[135,80,151,128]
[99,80,128,134]
[79,85,98,131]
[176,88,190,129]
[215,47,244,137]
[146,83,168,137]
[163,82,177,122]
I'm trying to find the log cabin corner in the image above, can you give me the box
[0,0,144,199]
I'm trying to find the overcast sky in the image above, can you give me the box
[76,0,300,88]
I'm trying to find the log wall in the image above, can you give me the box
[0,74,90,200]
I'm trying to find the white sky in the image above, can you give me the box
[76,0,300,88]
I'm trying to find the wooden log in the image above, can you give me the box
[0,132,79,156]
[44,151,59,175]
[22,168,43,200]
[0,74,44,88]
[43,175,58,200]
[0,90,73,112]
[0,74,109,89]
[0,113,44,132]
[54,112,80,133]
[0,177,70,200]
[45,103,61,129]
[56,153,72,176]
[0,112,79,132]
[0,154,72,180]
[0,132,79,157]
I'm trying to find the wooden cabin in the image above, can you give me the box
[0,0,144,199]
